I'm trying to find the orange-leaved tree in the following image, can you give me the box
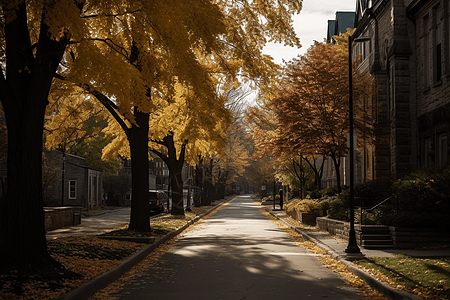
[269,41,373,192]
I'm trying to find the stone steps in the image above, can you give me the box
[359,226,394,249]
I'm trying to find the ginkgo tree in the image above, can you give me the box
[0,0,302,271]
[81,0,302,222]
[44,84,120,176]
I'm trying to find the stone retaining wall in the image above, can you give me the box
[389,227,450,249]
[317,217,352,241]
[287,210,318,224]
[317,217,450,249]
[44,207,82,231]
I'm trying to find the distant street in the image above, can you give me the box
[114,195,367,300]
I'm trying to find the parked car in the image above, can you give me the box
[149,190,168,214]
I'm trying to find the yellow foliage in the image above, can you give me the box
[44,83,107,150]
[285,198,320,214]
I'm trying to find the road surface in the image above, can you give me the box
[114,195,367,300]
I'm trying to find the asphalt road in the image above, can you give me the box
[113,195,368,300]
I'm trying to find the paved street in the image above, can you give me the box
[113,195,367,300]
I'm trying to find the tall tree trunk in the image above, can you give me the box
[194,156,203,207]
[128,109,151,231]
[330,154,342,193]
[0,2,69,270]
[170,168,184,215]
[0,103,53,269]
[151,133,186,215]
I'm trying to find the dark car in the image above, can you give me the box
[149,190,168,214]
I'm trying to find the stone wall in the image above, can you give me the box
[44,207,82,231]
[389,227,450,249]
[287,210,318,224]
[317,217,450,249]
[317,217,352,241]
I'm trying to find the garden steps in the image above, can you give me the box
[359,225,394,249]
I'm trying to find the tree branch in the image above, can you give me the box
[89,90,130,137]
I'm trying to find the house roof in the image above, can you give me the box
[327,11,355,43]
[327,20,336,43]
[335,11,355,35]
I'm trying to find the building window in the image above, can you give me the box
[389,64,394,119]
[424,15,431,88]
[433,5,443,83]
[69,180,77,199]
[448,0,450,73]
[439,134,448,167]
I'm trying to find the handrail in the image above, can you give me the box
[359,195,398,225]
[363,195,392,212]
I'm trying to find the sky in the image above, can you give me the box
[263,0,357,65]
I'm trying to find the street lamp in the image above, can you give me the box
[345,34,370,254]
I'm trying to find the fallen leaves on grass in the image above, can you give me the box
[0,236,145,300]
[355,256,450,299]
[0,202,228,300]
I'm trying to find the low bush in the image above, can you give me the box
[327,197,349,221]
[322,186,340,197]
[355,177,394,208]
[285,198,320,215]
[393,165,450,215]
[307,189,322,199]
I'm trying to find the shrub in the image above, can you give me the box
[318,200,330,217]
[393,165,450,215]
[321,186,340,197]
[355,177,394,208]
[285,198,320,215]
[327,197,349,221]
[389,212,450,228]
[308,189,322,199]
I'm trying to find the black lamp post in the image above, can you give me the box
[345,34,370,254]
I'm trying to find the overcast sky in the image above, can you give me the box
[263,0,357,64]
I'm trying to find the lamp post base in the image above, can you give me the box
[345,229,361,254]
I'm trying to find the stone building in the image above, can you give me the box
[320,0,449,189]
[354,0,449,180]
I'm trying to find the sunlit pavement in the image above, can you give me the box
[114,195,368,300]
[46,207,131,239]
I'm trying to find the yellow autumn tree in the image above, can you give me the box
[0,0,302,269]
[79,0,302,218]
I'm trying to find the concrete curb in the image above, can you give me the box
[266,209,422,300]
[60,198,234,300]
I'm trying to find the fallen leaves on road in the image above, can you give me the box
[259,208,389,300]
[0,203,227,300]
[90,203,227,299]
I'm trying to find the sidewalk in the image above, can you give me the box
[267,207,450,300]
[46,207,131,239]
[268,208,450,259]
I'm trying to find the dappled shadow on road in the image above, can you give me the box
[114,196,366,300]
